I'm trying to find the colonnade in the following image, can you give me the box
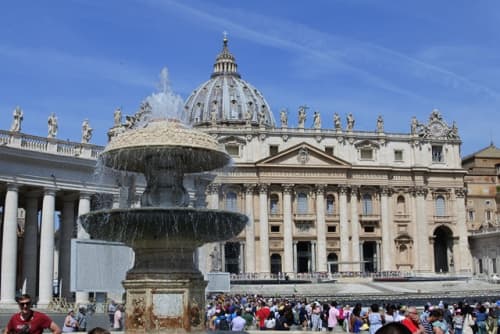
[207,183,470,275]
[0,183,95,307]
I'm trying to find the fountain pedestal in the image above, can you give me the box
[124,276,206,334]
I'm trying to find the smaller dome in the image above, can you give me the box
[184,37,275,128]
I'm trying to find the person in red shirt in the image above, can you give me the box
[4,294,61,334]
[401,306,425,334]
[255,300,271,330]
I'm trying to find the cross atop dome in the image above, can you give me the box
[212,32,240,78]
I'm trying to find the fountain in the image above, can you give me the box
[81,78,248,333]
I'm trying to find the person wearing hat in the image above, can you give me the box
[4,294,61,334]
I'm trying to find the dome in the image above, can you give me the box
[184,37,276,128]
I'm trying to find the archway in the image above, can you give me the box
[327,253,338,273]
[433,226,454,273]
[296,241,311,273]
[270,253,282,274]
[224,242,240,274]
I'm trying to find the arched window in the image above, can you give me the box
[297,192,308,214]
[326,195,335,215]
[225,191,238,212]
[396,195,406,214]
[362,194,373,215]
[270,194,280,214]
[435,195,446,216]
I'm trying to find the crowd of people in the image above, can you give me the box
[3,293,500,334]
[204,293,500,334]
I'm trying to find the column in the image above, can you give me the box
[282,184,294,273]
[239,242,245,273]
[414,187,430,272]
[59,195,77,300]
[376,241,381,272]
[350,186,360,272]
[76,192,91,306]
[220,242,226,272]
[315,184,327,272]
[0,184,19,306]
[338,186,350,272]
[380,187,393,271]
[454,188,471,273]
[244,184,256,273]
[199,184,221,275]
[38,188,56,308]
[293,241,298,273]
[22,192,39,297]
[359,241,365,273]
[258,184,270,273]
[311,241,316,272]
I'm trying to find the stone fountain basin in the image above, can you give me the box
[80,207,248,247]
[100,146,231,173]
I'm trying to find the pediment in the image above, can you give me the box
[256,142,351,168]
[218,135,246,144]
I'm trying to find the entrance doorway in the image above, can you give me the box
[434,226,453,273]
[271,254,282,274]
[327,253,338,273]
[297,241,311,273]
[224,242,240,274]
[363,242,377,273]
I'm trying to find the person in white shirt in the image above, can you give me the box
[231,309,246,331]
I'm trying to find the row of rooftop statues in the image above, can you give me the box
[279,106,384,132]
[7,104,459,144]
[9,106,93,144]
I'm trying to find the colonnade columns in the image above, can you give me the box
[315,185,327,272]
[350,186,360,272]
[380,187,393,271]
[292,241,298,273]
[413,187,430,272]
[38,188,56,308]
[282,184,294,274]
[244,184,256,273]
[76,192,91,306]
[258,184,270,273]
[22,192,39,297]
[338,186,350,272]
[0,184,19,307]
[454,188,471,273]
[59,195,77,300]
[310,241,316,272]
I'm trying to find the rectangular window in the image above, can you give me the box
[269,145,279,156]
[327,225,336,233]
[270,225,280,233]
[364,226,375,233]
[360,148,373,160]
[432,145,443,162]
[394,150,403,161]
[225,144,239,157]
[324,146,334,155]
[486,210,492,221]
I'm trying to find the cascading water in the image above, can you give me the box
[81,69,248,333]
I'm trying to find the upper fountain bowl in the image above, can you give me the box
[102,119,230,173]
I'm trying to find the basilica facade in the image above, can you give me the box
[0,37,474,306]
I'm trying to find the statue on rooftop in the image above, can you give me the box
[376,115,384,133]
[346,113,355,131]
[280,109,288,127]
[313,111,321,129]
[333,112,341,131]
[81,119,93,143]
[298,105,307,129]
[10,106,23,132]
[411,116,418,135]
[48,113,58,138]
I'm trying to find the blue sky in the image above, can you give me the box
[1,0,499,155]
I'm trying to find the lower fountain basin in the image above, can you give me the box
[81,207,248,247]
